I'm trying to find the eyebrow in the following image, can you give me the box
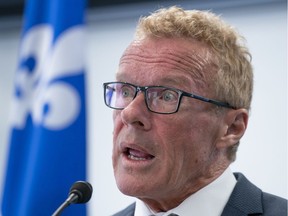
[157,76,190,86]
[115,74,189,89]
[115,69,208,95]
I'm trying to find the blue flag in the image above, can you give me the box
[1,0,87,215]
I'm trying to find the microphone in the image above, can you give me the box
[52,181,93,216]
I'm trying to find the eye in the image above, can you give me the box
[160,89,178,102]
[119,85,135,98]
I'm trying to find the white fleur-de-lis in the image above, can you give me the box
[11,24,85,130]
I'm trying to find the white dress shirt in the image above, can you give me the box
[134,168,236,216]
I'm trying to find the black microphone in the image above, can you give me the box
[52,181,93,216]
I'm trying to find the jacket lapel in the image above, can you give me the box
[221,173,263,216]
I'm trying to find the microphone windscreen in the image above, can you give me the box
[69,181,93,204]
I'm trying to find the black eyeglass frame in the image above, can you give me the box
[103,81,236,114]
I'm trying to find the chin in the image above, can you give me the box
[115,174,149,197]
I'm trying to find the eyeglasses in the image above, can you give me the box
[103,82,236,114]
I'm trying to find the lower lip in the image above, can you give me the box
[121,153,155,167]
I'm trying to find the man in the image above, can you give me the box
[103,6,287,216]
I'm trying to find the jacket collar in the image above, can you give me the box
[221,172,263,216]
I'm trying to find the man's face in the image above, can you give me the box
[112,37,227,209]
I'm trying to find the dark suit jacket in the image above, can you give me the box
[113,173,287,216]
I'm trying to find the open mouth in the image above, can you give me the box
[123,147,155,161]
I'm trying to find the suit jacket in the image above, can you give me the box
[113,173,287,216]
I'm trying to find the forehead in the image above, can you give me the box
[117,37,213,90]
[130,37,207,52]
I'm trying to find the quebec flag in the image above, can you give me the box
[1,0,88,215]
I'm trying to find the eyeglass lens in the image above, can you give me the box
[104,82,181,114]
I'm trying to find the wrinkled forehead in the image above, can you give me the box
[118,37,215,90]
[121,37,210,60]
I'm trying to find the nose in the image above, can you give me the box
[120,92,152,130]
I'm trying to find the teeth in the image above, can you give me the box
[128,154,147,161]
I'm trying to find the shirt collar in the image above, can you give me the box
[134,168,236,216]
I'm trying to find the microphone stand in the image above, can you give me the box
[52,194,78,216]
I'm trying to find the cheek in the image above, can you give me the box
[112,111,121,138]
[154,126,203,186]
[112,111,123,163]
[155,117,196,160]
[112,110,119,124]
[112,112,122,169]
[159,116,196,144]
[163,115,212,159]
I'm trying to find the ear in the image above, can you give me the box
[217,108,249,148]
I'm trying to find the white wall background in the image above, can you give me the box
[0,1,287,215]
